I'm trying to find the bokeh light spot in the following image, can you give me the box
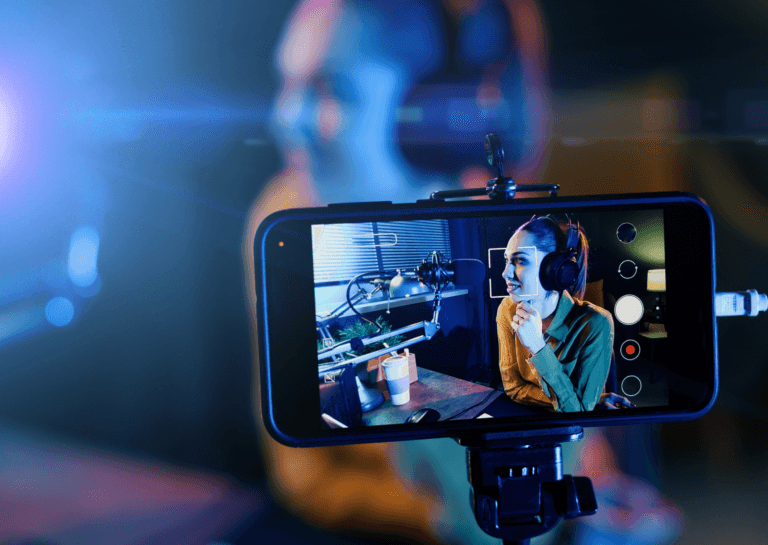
[68,226,100,287]
[45,297,74,327]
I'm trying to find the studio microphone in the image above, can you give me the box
[416,252,487,287]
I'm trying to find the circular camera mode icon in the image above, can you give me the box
[621,375,642,397]
[618,260,638,280]
[615,294,644,326]
[617,223,637,244]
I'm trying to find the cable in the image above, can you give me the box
[345,270,397,330]
[716,290,768,317]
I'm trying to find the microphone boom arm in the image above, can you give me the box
[318,320,439,372]
[318,253,457,372]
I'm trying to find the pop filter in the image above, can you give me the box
[448,259,487,286]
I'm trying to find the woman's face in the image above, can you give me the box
[503,229,547,304]
[270,1,408,202]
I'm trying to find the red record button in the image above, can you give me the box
[620,340,640,361]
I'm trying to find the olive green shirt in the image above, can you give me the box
[497,289,614,412]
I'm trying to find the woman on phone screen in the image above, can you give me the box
[498,215,624,412]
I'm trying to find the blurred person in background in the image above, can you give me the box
[244,0,682,543]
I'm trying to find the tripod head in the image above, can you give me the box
[456,427,596,544]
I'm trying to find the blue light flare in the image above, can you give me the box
[73,274,101,299]
[0,303,44,345]
[0,261,67,309]
[64,105,271,142]
[67,226,100,288]
[0,267,41,308]
[44,297,74,327]
[0,87,13,171]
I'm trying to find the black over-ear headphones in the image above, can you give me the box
[539,215,580,293]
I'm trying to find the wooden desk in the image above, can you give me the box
[362,367,501,426]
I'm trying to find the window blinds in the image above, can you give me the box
[312,220,452,284]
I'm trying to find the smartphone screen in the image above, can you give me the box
[258,193,716,445]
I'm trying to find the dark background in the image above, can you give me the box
[1,1,767,543]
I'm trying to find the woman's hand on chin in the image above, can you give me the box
[511,301,546,354]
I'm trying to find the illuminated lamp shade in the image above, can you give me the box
[68,226,100,288]
[45,297,75,327]
[647,269,666,292]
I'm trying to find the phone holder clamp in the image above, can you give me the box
[431,135,595,544]
[456,426,596,545]
[429,134,560,203]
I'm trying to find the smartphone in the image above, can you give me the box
[254,191,717,447]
